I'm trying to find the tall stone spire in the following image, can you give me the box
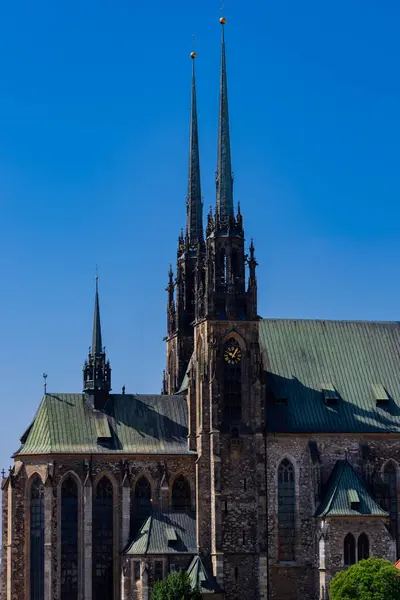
[83,276,111,409]
[187,51,203,245]
[92,275,102,356]
[216,18,234,229]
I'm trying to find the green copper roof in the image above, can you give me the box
[17,394,191,456]
[187,555,223,594]
[315,460,388,517]
[124,510,197,555]
[260,319,400,433]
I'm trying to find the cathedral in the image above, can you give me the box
[2,16,400,600]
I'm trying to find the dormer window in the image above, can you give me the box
[321,383,339,406]
[372,383,389,406]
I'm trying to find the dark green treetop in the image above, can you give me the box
[330,558,400,600]
[151,571,201,600]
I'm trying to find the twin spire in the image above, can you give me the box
[186,19,233,241]
[187,55,203,245]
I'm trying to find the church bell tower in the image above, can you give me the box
[184,17,267,600]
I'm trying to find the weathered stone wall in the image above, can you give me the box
[267,434,400,600]
[5,454,196,600]
[318,517,395,595]
[1,478,8,600]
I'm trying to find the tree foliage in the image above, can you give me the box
[330,558,400,600]
[151,570,201,600]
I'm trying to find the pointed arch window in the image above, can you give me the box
[358,533,369,561]
[30,477,45,600]
[344,533,356,565]
[278,459,295,561]
[172,475,191,512]
[93,477,114,600]
[223,338,242,421]
[61,477,78,600]
[383,462,398,544]
[132,476,152,535]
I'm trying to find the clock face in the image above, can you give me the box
[224,343,242,365]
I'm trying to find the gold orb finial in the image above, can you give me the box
[220,16,227,25]
[190,51,197,59]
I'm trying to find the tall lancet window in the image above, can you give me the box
[30,477,45,600]
[223,338,242,421]
[383,462,398,547]
[93,477,114,600]
[278,459,295,561]
[172,475,191,512]
[61,477,78,600]
[132,476,152,535]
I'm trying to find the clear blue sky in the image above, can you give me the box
[0,0,400,470]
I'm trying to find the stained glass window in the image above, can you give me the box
[278,459,295,561]
[30,477,45,600]
[172,475,191,512]
[358,533,369,561]
[223,339,242,421]
[93,477,114,600]
[344,533,356,565]
[61,477,78,600]
[132,476,152,535]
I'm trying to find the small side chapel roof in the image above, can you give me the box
[124,510,197,555]
[17,393,192,456]
[315,460,388,518]
[187,555,223,594]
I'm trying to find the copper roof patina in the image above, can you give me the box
[260,319,400,433]
[17,393,192,456]
[315,460,388,518]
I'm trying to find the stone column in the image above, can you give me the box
[122,480,131,550]
[84,478,93,600]
[44,479,53,600]
[120,558,130,600]
[259,555,268,600]
[6,478,13,600]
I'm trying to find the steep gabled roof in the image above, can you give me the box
[17,393,192,456]
[187,555,223,594]
[315,460,388,518]
[260,319,400,433]
[124,510,197,555]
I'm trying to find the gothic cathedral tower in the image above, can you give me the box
[164,47,203,395]
[166,18,267,600]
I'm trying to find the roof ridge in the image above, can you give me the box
[261,318,400,325]
[324,460,346,515]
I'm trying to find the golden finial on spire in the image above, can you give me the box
[220,0,227,24]
[190,33,197,59]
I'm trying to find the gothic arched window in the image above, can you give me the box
[223,338,242,421]
[358,533,369,561]
[278,459,295,561]
[383,462,398,544]
[30,477,45,600]
[93,477,114,600]
[344,533,356,565]
[132,476,152,534]
[61,477,78,600]
[172,475,191,512]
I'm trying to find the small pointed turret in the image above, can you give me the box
[92,276,102,356]
[216,18,234,230]
[187,52,203,246]
[83,276,111,410]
